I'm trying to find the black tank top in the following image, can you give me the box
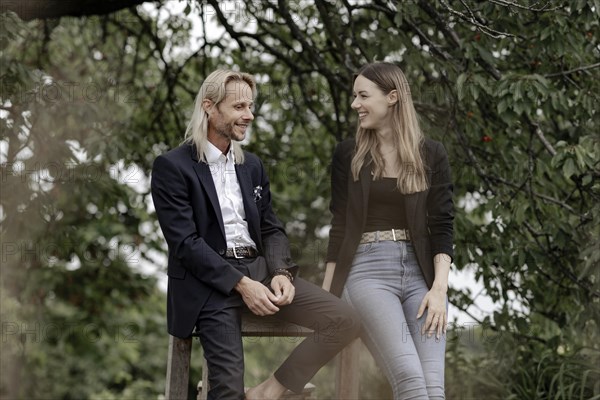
[364,177,407,231]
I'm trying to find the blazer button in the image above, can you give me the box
[218,249,225,255]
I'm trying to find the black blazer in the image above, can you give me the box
[326,138,454,297]
[151,143,297,338]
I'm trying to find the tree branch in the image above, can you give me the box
[525,117,556,156]
[488,0,563,12]
[544,62,600,78]
[417,0,503,80]
[1,0,153,21]
[438,0,519,39]
[404,19,453,62]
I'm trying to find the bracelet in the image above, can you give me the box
[273,268,294,283]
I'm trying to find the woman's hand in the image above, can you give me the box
[417,252,451,339]
[416,287,447,340]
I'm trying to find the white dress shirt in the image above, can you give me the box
[204,142,256,250]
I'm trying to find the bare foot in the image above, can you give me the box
[245,375,287,400]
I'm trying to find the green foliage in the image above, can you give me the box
[0,9,174,399]
[1,0,599,398]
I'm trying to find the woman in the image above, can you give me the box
[325,62,454,399]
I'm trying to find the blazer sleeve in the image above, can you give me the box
[151,154,244,294]
[255,157,299,277]
[426,141,454,259]
[326,141,350,262]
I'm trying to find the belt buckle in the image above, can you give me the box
[232,247,242,259]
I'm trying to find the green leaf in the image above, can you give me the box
[514,204,528,224]
[513,81,523,101]
[469,83,480,101]
[475,42,497,67]
[562,158,577,178]
[394,10,403,26]
[515,317,529,333]
[573,146,587,170]
[540,27,552,40]
[582,174,592,186]
[497,99,508,114]
[456,73,467,101]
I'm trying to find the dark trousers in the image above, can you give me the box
[195,257,361,400]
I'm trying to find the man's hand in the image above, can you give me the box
[270,275,295,306]
[235,277,280,316]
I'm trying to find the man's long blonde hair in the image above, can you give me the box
[351,62,428,194]
[184,69,257,163]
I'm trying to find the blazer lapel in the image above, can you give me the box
[359,166,371,229]
[404,192,419,233]
[235,163,261,244]
[192,159,226,240]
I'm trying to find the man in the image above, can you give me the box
[151,69,360,400]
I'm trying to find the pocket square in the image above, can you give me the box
[253,185,262,202]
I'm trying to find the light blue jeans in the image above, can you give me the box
[343,240,446,399]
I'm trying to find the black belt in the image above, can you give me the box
[225,246,258,259]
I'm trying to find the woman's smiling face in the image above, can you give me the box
[351,74,396,131]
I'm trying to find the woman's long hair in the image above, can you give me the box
[351,62,428,194]
[184,69,257,164]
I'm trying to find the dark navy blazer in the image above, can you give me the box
[151,143,296,338]
[326,138,454,297]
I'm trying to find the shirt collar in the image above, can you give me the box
[205,141,235,164]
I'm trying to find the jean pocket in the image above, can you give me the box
[354,242,373,255]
